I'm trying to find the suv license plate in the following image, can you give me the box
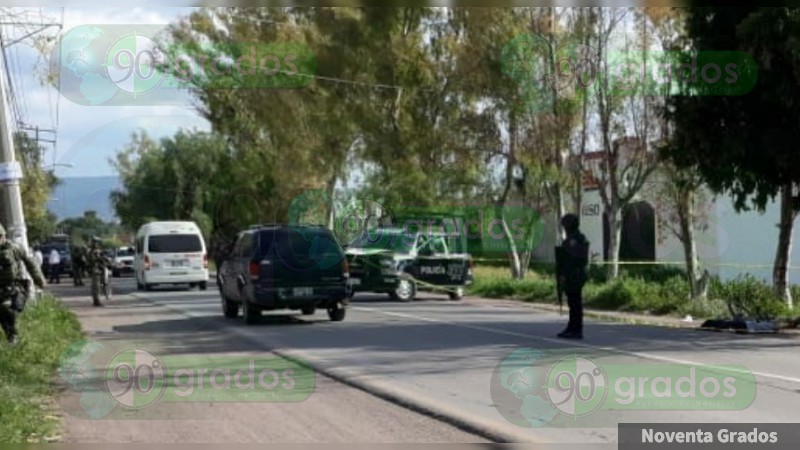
[293,287,313,297]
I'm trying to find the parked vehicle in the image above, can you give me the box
[218,224,350,324]
[345,227,473,301]
[134,221,209,291]
[111,246,135,277]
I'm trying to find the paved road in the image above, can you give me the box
[52,277,800,443]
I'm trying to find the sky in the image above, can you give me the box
[3,6,209,179]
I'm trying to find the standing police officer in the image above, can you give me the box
[0,224,46,344]
[556,214,589,340]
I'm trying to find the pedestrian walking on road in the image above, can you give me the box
[556,213,589,340]
[0,224,45,344]
[48,248,61,284]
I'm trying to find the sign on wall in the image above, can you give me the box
[582,203,600,216]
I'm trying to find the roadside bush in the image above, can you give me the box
[587,263,687,284]
[0,295,83,442]
[712,274,791,320]
[472,264,795,320]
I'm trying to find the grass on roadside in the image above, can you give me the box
[0,295,83,443]
[468,265,735,320]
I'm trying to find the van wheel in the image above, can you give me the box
[242,300,259,325]
[199,281,207,291]
[222,295,239,318]
[327,303,346,322]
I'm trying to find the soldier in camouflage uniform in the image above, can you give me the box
[87,237,111,306]
[0,224,46,344]
[71,244,87,286]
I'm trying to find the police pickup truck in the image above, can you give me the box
[344,227,473,301]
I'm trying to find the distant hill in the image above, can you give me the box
[48,176,121,222]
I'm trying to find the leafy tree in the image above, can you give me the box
[13,132,59,244]
[664,6,800,307]
[57,210,120,242]
[111,130,234,246]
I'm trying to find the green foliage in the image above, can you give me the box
[111,130,236,244]
[0,295,83,442]
[712,274,791,320]
[470,266,792,320]
[665,7,800,212]
[57,210,122,242]
[14,133,58,244]
[587,276,688,315]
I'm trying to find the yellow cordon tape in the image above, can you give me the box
[352,257,796,298]
[470,258,800,271]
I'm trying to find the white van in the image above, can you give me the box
[134,221,209,291]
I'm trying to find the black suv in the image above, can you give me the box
[218,225,350,324]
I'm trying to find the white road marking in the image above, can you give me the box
[353,306,800,385]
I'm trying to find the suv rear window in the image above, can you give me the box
[148,234,203,253]
[259,228,340,258]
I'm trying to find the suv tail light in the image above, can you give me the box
[341,257,349,278]
[249,261,259,279]
[203,253,208,269]
[144,254,151,271]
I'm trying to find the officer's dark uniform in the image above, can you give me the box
[557,214,589,339]
[0,224,46,344]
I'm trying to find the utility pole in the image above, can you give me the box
[0,40,27,252]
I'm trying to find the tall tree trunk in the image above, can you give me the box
[679,189,706,300]
[773,183,796,308]
[500,213,524,280]
[607,203,622,279]
[554,183,565,243]
[502,109,521,279]
[325,172,337,230]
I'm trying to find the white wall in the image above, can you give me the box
[545,187,800,285]
[712,197,800,284]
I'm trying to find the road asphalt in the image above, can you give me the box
[48,277,800,443]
